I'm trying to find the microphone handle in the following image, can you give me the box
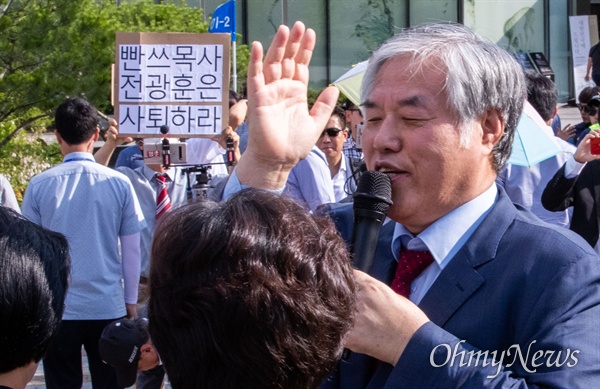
[343,208,386,361]
[350,208,387,273]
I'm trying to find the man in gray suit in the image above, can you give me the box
[224,21,600,388]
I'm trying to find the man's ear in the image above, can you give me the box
[54,130,64,145]
[92,127,100,142]
[480,108,504,152]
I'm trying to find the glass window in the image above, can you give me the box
[464,0,544,54]
[286,0,327,88]
[409,0,458,25]
[549,0,571,102]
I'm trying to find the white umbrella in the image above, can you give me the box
[331,61,368,107]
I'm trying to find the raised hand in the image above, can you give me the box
[556,123,576,142]
[237,21,339,189]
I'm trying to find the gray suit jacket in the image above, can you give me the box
[321,187,600,388]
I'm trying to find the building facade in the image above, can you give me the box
[188,0,600,102]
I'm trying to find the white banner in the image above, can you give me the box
[569,16,597,102]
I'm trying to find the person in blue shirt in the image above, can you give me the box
[115,139,144,170]
[22,97,145,389]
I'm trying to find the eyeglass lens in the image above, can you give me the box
[321,128,342,137]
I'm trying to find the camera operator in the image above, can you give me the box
[116,127,241,304]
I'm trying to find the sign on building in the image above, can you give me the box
[569,15,597,102]
[113,32,231,137]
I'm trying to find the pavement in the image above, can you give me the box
[27,356,92,389]
[27,355,172,388]
[557,103,581,128]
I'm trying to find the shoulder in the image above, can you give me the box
[26,164,63,186]
[556,137,576,153]
[503,204,597,267]
[478,189,596,266]
[88,164,139,192]
[116,165,146,180]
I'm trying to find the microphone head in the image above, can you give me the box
[160,125,169,135]
[353,171,393,213]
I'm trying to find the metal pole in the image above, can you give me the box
[232,40,238,92]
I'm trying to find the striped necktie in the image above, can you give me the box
[154,173,171,219]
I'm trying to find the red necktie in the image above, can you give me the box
[154,173,171,220]
[391,250,434,298]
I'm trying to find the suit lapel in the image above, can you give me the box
[419,189,517,327]
[370,220,397,284]
[336,191,519,387]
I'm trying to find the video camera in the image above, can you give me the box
[141,125,235,170]
[141,125,235,199]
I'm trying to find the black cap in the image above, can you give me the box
[589,95,600,108]
[98,318,149,388]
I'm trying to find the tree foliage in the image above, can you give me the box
[0,0,249,199]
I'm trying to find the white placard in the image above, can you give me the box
[114,33,230,137]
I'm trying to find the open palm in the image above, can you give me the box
[238,22,338,189]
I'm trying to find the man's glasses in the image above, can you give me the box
[320,128,343,137]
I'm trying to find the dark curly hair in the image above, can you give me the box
[148,189,356,389]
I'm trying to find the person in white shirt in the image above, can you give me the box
[496,71,575,228]
[316,107,357,202]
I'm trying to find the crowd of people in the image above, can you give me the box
[2,19,600,389]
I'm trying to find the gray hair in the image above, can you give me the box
[361,23,525,173]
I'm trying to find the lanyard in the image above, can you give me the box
[63,157,94,163]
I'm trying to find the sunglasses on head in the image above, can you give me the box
[320,128,343,137]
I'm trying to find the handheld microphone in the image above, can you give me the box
[160,125,170,169]
[351,171,392,273]
[342,171,393,360]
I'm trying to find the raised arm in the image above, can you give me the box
[94,118,133,166]
[236,21,339,190]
